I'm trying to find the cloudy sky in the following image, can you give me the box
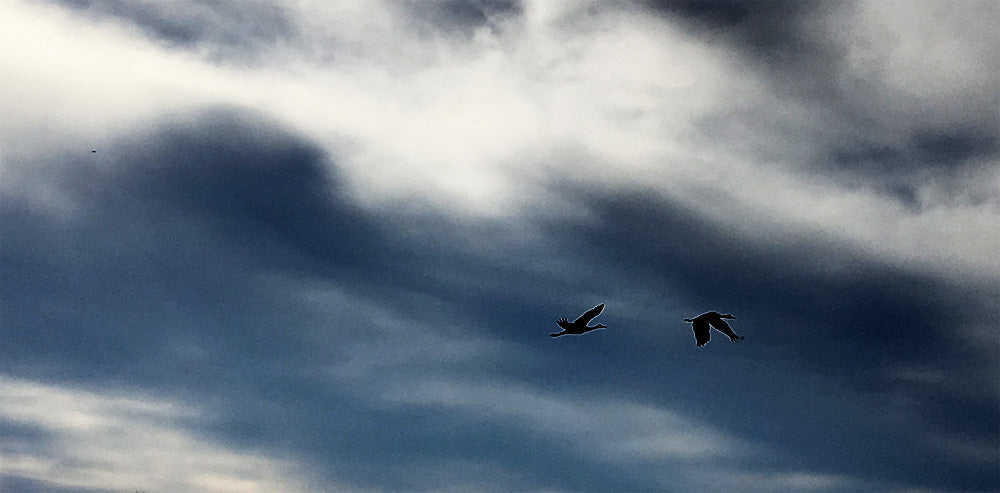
[1,1,998,492]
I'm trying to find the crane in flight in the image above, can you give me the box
[684,311,743,347]
[551,303,607,337]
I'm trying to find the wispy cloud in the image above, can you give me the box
[383,376,745,461]
[0,377,326,493]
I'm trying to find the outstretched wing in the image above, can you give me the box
[573,303,605,324]
[692,318,711,347]
[708,318,739,339]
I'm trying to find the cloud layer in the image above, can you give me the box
[2,1,997,492]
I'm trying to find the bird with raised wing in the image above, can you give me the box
[551,303,607,337]
[684,311,743,347]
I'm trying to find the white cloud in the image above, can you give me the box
[684,469,861,493]
[833,0,1000,131]
[383,376,746,462]
[0,2,225,149]
[0,0,736,213]
[0,376,328,493]
[2,0,997,278]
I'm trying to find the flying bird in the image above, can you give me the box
[684,311,743,347]
[551,303,606,337]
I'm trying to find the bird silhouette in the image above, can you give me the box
[684,312,743,347]
[551,303,606,337]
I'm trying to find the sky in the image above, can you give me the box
[1,1,998,492]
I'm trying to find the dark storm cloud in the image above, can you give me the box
[644,0,835,67]
[911,126,1000,164]
[50,0,295,62]
[825,121,1000,208]
[833,125,999,172]
[119,111,383,271]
